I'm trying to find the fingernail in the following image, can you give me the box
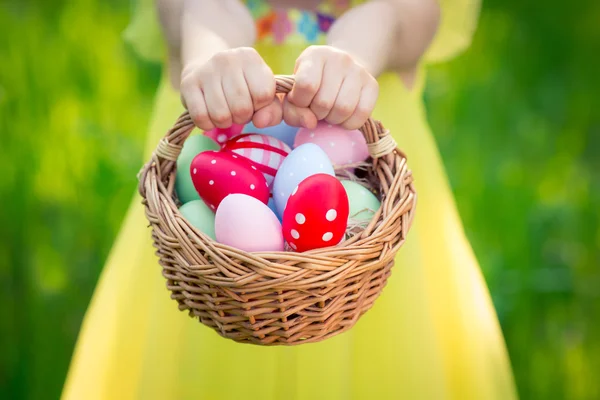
[300,116,308,128]
[265,112,274,126]
[256,114,271,129]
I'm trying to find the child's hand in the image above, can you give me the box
[180,47,282,130]
[285,46,379,130]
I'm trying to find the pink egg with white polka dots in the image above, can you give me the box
[203,124,245,147]
[190,150,269,211]
[282,174,349,252]
[222,134,291,188]
[294,121,369,167]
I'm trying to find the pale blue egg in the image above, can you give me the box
[273,143,335,217]
[242,121,299,148]
[267,197,282,222]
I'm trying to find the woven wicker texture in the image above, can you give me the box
[138,76,417,345]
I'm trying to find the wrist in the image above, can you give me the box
[181,22,231,75]
[326,42,384,77]
[325,2,399,77]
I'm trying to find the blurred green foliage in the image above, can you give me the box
[0,1,159,398]
[426,1,600,398]
[0,0,598,399]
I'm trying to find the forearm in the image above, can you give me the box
[181,11,230,72]
[181,0,256,67]
[327,0,440,76]
[157,0,255,86]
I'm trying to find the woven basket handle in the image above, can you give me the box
[142,75,398,192]
[273,76,396,159]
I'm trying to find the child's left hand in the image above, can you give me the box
[284,45,379,130]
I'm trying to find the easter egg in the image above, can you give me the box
[272,143,335,218]
[282,174,349,252]
[267,197,282,222]
[175,134,220,203]
[243,120,299,148]
[190,150,269,211]
[222,134,291,187]
[215,194,284,252]
[179,200,216,240]
[295,121,369,167]
[203,123,244,146]
[341,180,381,222]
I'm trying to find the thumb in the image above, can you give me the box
[252,94,283,128]
[283,96,318,129]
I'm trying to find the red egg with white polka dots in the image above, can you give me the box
[222,134,291,188]
[282,174,349,252]
[190,150,269,211]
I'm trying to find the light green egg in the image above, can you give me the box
[341,180,381,222]
[179,200,216,240]
[175,133,219,203]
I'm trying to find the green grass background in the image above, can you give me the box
[0,0,598,399]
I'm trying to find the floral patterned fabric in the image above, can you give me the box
[246,0,351,45]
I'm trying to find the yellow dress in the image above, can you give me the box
[62,1,517,399]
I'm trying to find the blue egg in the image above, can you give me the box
[267,197,282,222]
[242,121,299,148]
[272,143,335,217]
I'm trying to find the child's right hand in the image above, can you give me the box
[180,48,282,131]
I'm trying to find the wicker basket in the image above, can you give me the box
[138,75,416,345]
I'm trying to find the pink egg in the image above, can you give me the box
[222,134,291,187]
[215,194,284,252]
[294,122,369,167]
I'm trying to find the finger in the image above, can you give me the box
[203,77,233,129]
[283,97,318,129]
[222,71,254,125]
[289,57,324,108]
[282,97,302,128]
[341,79,379,130]
[180,87,214,131]
[244,63,276,111]
[253,95,283,128]
[325,72,362,125]
[310,59,346,120]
